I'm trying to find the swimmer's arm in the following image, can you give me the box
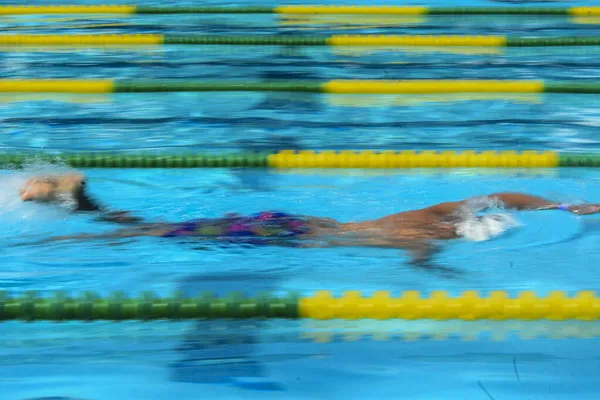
[300,237,447,270]
[422,192,600,216]
[75,184,143,224]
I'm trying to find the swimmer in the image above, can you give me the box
[18,173,600,268]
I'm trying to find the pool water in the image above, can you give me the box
[2,0,600,399]
[3,168,600,399]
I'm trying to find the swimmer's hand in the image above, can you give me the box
[565,204,600,215]
[96,211,143,224]
[20,173,85,203]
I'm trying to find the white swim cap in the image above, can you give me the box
[455,213,520,242]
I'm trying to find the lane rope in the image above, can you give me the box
[2,290,600,321]
[3,34,600,47]
[0,5,599,16]
[1,150,599,168]
[2,79,600,94]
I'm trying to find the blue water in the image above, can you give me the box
[1,0,600,152]
[2,0,600,399]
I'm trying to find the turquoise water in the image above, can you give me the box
[3,0,600,399]
[1,0,600,152]
[3,168,600,399]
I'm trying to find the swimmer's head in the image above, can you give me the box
[20,173,85,206]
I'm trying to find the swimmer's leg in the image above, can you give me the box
[21,224,173,246]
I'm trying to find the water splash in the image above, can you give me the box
[0,163,76,238]
[455,196,506,219]
[454,196,521,242]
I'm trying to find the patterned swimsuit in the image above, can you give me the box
[163,211,311,243]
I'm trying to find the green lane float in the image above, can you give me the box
[4,34,600,47]
[2,150,600,168]
[2,290,600,321]
[0,5,599,16]
[4,79,600,94]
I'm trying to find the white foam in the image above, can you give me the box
[455,213,521,242]
[455,195,505,219]
[0,165,75,227]
[451,195,522,242]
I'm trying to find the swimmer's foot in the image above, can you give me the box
[20,173,85,203]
